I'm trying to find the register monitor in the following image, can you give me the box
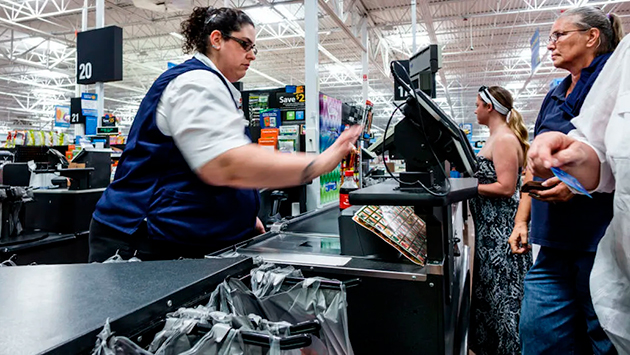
[390,61,477,191]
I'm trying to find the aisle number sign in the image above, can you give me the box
[392,60,410,101]
[76,26,123,84]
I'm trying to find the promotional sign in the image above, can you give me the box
[392,60,411,101]
[248,93,269,122]
[54,106,71,128]
[70,97,85,124]
[277,92,305,122]
[76,26,123,84]
[319,93,342,205]
[86,116,98,135]
[530,28,541,73]
[459,123,473,142]
[260,109,281,128]
[81,93,98,117]
[101,113,116,127]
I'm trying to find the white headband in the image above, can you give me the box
[479,88,510,116]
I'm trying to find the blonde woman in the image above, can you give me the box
[469,85,532,355]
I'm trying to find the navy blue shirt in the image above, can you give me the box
[531,54,614,252]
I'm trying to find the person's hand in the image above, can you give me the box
[528,131,587,178]
[254,217,265,235]
[319,125,362,172]
[529,177,574,202]
[509,221,531,254]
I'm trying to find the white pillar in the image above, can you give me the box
[361,17,368,103]
[96,0,105,124]
[304,0,320,211]
[74,0,89,138]
[411,0,417,53]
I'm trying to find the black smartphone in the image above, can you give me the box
[520,180,555,193]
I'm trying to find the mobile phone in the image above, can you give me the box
[520,181,554,193]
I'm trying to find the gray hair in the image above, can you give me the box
[560,6,625,54]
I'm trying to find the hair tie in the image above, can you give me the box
[204,7,217,25]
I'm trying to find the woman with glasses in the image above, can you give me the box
[507,6,624,354]
[527,35,630,352]
[88,7,361,261]
[469,85,532,355]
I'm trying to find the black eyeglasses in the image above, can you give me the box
[221,32,258,55]
[548,29,589,44]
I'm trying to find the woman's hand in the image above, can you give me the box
[529,177,574,202]
[254,217,265,235]
[509,221,531,254]
[305,125,362,182]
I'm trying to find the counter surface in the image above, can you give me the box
[0,257,252,355]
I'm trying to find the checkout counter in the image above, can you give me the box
[0,148,111,264]
[0,67,479,354]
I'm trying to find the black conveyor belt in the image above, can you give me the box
[285,207,340,234]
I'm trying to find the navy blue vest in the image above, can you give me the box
[93,57,259,246]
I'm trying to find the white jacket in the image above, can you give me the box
[569,34,630,354]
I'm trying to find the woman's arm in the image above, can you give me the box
[197,125,361,189]
[509,170,533,254]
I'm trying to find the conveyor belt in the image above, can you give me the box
[284,206,340,235]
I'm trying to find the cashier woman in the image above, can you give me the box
[88,7,361,262]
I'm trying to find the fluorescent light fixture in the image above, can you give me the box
[32,88,60,96]
[247,7,284,25]
[274,5,298,21]
[32,70,69,79]
[248,67,286,86]
[505,82,525,91]
[169,32,184,40]
[385,32,430,50]
[21,37,67,52]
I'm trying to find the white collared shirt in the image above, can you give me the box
[155,52,250,170]
[568,35,630,353]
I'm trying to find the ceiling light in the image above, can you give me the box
[21,37,67,52]
[247,7,284,24]
[32,88,61,96]
[169,32,184,40]
[273,6,298,21]
[32,70,69,79]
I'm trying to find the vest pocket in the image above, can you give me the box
[147,187,257,245]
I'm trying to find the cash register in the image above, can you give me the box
[341,61,478,263]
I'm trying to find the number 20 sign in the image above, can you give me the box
[76,26,123,85]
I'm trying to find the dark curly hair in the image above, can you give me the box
[180,7,255,55]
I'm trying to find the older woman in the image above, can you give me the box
[527,34,629,354]
[507,7,624,354]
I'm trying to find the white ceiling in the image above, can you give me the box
[0,0,627,138]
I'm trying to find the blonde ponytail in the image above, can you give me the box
[507,108,529,166]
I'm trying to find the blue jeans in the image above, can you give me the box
[520,246,616,355]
